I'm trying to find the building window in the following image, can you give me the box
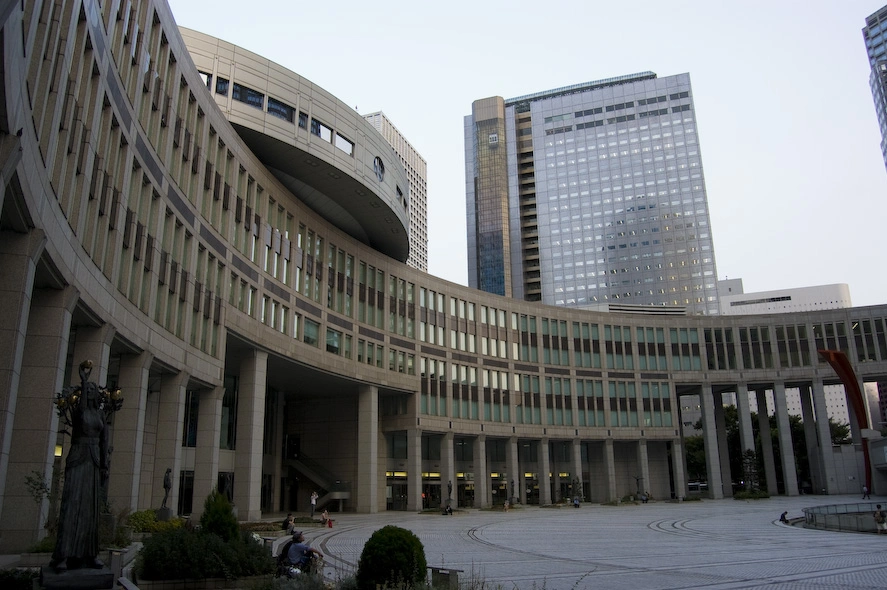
[232,83,264,109]
[268,97,294,122]
[298,112,308,129]
[303,318,319,347]
[335,133,354,156]
[326,328,342,354]
[310,118,333,142]
[215,77,229,96]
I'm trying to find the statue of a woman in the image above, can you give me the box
[51,361,111,571]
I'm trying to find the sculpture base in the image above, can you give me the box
[156,507,173,521]
[40,565,114,590]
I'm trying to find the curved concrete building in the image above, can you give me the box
[1,0,887,552]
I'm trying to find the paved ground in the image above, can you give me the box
[294,494,887,590]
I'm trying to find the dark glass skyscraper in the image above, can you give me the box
[863,5,887,173]
[465,72,720,314]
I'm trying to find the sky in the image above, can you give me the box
[167,0,887,308]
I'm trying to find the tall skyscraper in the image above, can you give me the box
[863,5,887,173]
[364,112,428,271]
[465,72,720,314]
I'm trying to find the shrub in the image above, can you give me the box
[135,527,274,581]
[734,489,770,500]
[26,534,56,553]
[128,509,158,533]
[200,489,240,543]
[356,525,426,590]
[0,569,40,590]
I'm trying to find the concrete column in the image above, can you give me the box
[235,350,267,520]
[798,384,821,493]
[356,385,378,513]
[155,371,188,514]
[473,435,488,508]
[406,428,422,511]
[735,383,755,453]
[552,444,561,503]
[773,381,799,495]
[756,389,778,495]
[672,438,686,500]
[539,438,551,505]
[440,432,454,507]
[0,229,46,537]
[811,378,838,494]
[637,439,650,497]
[572,438,583,501]
[507,437,520,505]
[272,390,285,512]
[0,285,76,552]
[192,386,224,520]
[713,391,733,498]
[109,351,153,512]
[698,384,724,499]
[603,439,617,502]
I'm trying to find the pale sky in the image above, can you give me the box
[167,0,887,307]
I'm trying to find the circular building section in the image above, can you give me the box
[181,27,410,262]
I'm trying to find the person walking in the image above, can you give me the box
[863,485,871,499]
[310,491,318,517]
[874,504,887,534]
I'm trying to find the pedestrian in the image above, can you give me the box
[779,511,788,524]
[874,504,887,534]
[863,485,871,499]
[282,513,295,533]
[310,491,318,517]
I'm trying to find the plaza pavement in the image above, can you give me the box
[294,494,887,590]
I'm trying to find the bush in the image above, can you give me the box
[200,489,240,543]
[356,525,426,590]
[0,569,40,590]
[135,527,275,581]
[128,509,158,533]
[734,489,770,500]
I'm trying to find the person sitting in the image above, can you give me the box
[320,509,330,524]
[282,513,295,533]
[779,511,789,524]
[287,531,323,571]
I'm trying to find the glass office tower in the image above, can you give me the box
[863,5,887,173]
[465,72,720,314]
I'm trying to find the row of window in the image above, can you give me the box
[545,106,692,135]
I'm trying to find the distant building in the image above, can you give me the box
[863,5,887,173]
[364,112,428,271]
[718,281,852,316]
[465,72,720,314]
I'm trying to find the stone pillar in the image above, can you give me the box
[235,350,267,520]
[473,435,488,508]
[604,438,617,502]
[637,439,650,497]
[0,285,76,552]
[508,437,520,505]
[356,385,378,513]
[698,384,724,499]
[713,391,733,497]
[109,351,153,512]
[272,390,285,512]
[811,378,838,494]
[440,432,455,507]
[798,384,821,493]
[572,438,583,500]
[735,383,755,453]
[155,371,188,514]
[672,438,686,500]
[191,385,224,520]
[756,389,779,495]
[0,229,46,538]
[773,381,799,495]
[538,438,551,505]
[407,428,422,511]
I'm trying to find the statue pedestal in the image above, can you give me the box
[156,507,173,521]
[40,565,114,590]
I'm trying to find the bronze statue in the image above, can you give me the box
[50,360,123,572]
[161,468,172,509]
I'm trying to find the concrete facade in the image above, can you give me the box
[1,0,887,555]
